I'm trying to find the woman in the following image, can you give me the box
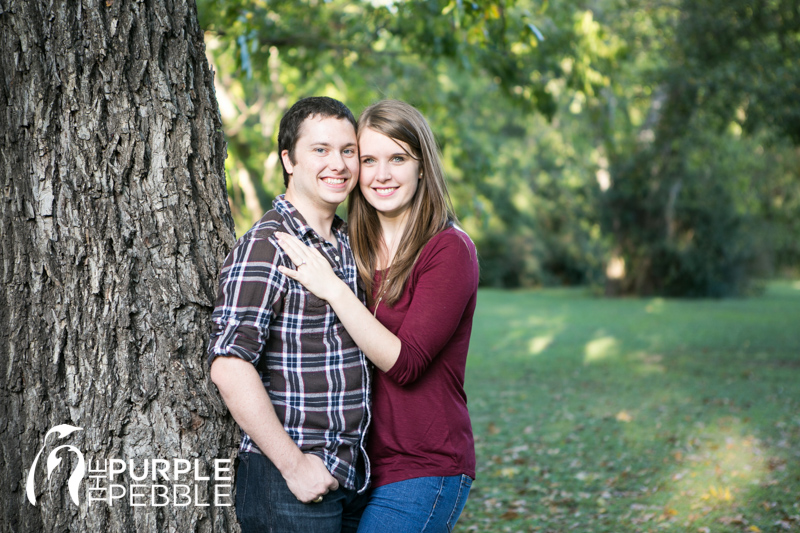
[276,100,478,532]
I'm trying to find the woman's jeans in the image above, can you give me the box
[357,475,473,533]
[235,452,369,533]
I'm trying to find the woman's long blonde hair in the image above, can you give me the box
[349,100,458,307]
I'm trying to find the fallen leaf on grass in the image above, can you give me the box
[767,457,787,471]
[631,512,658,524]
[616,410,633,422]
[500,510,520,520]
[701,485,732,502]
[495,467,519,478]
[718,514,746,525]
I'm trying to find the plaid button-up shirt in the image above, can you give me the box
[207,195,371,492]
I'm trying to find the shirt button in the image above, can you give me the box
[335,256,340,262]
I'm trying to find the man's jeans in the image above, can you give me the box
[357,475,473,533]
[235,452,369,533]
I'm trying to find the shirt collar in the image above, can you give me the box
[273,194,345,239]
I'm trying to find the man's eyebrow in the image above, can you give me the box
[309,141,357,148]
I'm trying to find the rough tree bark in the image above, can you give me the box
[0,0,238,531]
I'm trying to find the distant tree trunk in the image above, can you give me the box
[0,0,238,531]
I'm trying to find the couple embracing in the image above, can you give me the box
[208,97,478,532]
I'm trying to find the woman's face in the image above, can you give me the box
[358,127,421,221]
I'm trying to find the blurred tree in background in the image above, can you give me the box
[598,0,800,296]
[197,0,800,296]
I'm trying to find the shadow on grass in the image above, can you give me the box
[460,281,800,532]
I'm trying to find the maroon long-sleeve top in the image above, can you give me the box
[368,226,478,488]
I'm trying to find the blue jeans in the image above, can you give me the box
[357,475,473,533]
[235,452,370,533]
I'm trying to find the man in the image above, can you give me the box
[208,97,370,532]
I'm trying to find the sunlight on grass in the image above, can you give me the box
[528,334,554,355]
[652,419,769,529]
[584,335,619,363]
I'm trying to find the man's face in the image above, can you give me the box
[282,115,359,213]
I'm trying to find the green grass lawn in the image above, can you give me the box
[459,281,800,532]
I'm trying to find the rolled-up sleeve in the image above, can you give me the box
[384,231,479,386]
[207,234,285,367]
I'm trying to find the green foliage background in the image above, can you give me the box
[197,0,800,296]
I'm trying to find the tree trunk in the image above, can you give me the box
[0,0,238,531]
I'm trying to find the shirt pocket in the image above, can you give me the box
[303,292,334,339]
[306,293,329,310]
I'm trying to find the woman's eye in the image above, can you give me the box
[361,157,375,164]
[391,156,406,163]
